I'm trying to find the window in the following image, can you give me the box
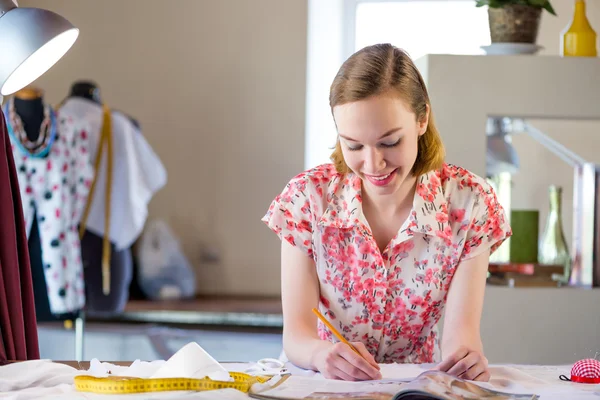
[352,1,491,59]
[305,0,491,170]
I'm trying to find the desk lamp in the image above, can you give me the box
[0,0,79,98]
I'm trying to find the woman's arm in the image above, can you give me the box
[280,240,381,380]
[280,240,331,370]
[435,249,490,381]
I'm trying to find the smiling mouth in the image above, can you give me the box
[365,169,396,180]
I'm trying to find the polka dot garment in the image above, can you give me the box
[7,109,93,315]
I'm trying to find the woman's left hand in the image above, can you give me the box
[432,346,490,382]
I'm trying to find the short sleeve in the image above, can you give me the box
[460,181,512,261]
[262,174,315,260]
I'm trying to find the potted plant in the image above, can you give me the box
[476,0,557,43]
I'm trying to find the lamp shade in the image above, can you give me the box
[0,1,79,95]
[486,117,520,176]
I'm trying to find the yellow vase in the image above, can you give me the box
[561,0,597,57]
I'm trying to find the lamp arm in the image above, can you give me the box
[524,123,588,167]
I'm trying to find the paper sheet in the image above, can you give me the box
[377,363,429,382]
[255,375,404,399]
[301,362,429,382]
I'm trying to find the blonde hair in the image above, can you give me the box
[329,43,445,176]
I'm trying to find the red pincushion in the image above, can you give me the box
[560,359,600,384]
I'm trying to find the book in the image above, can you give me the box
[249,370,539,400]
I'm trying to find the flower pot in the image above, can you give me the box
[488,5,542,43]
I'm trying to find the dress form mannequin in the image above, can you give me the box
[11,87,82,323]
[68,80,102,105]
[64,81,136,315]
[67,80,140,128]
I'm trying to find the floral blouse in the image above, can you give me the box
[262,163,511,364]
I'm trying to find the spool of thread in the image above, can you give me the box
[509,210,539,264]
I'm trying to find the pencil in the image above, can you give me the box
[311,307,365,360]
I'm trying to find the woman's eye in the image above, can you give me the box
[381,139,401,148]
[346,144,363,151]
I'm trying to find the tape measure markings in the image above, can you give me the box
[74,372,271,394]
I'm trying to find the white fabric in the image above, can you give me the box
[57,98,167,250]
[0,360,597,399]
[7,110,93,314]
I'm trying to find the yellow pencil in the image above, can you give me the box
[311,307,366,360]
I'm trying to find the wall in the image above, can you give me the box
[18,0,600,298]
[19,0,308,296]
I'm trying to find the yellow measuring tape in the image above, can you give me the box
[74,372,271,394]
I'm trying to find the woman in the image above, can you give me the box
[262,43,511,382]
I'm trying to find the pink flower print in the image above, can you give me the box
[391,240,415,261]
[435,212,448,224]
[320,295,330,308]
[284,234,296,246]
[492,224,506,240]
[450,208,466,223]
[414,273,425,284]
[301,200,310,215]
[353,281,364,292]
[47,160,53,171]
[416,183,435,202]
[358,241,371,259]
[286,220,295,232]
[435,225,452,246]
[297,219,311,233]
[424,267,440,286]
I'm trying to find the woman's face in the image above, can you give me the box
[333,95,428,197]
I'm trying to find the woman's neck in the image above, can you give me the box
[362,174,417,218]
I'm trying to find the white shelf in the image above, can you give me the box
[415,54,600,177]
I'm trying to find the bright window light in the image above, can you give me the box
[355,1,490,59]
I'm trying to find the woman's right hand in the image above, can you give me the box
[313,341,382,381]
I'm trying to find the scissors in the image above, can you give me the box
[245,358,289,376]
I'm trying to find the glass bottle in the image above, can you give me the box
[561,0,597,57]
[538,186,571,278]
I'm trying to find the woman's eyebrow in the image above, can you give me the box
[339,127,403,142]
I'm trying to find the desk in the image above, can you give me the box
[0,360,598,399]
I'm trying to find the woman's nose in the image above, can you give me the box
[364,147,385,172]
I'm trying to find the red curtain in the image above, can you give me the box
[0,108,39,361]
